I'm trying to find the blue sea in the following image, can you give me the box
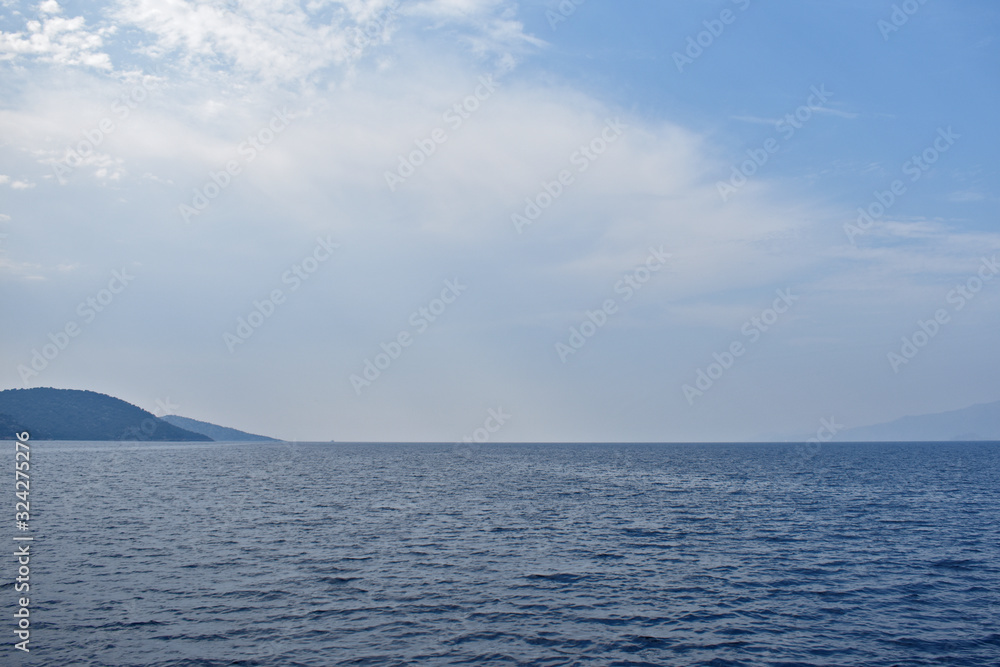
[10,441,1000,665]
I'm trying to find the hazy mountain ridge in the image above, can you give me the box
[161,414,278,442]
[834,401,1000,442]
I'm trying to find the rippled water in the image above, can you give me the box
[9,441,1000,665]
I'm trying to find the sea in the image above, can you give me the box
[8,440,1000,666]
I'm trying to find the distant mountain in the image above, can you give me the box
[161,414,278,442]
[836,401,1000,442]
[0,388,211,441]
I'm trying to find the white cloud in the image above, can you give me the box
[813,106,860,120]
[409,0,504,15]
[948,189,986,202]
[0,257,46,280]
[404,0,543,55]
[733,108,858,126]
[47,148,126,182]
[731,115,779,125]
[0,175,37,188]
[874,219,950,240]
[0,9,114,69]
[113,0,399,84]
[1,0,539,93]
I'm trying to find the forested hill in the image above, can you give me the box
[0,388,211,441]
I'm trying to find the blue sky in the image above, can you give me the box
[1,0,998,442]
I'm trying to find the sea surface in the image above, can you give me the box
[8,441,1000,666]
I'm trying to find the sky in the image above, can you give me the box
[0,0,998,443]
